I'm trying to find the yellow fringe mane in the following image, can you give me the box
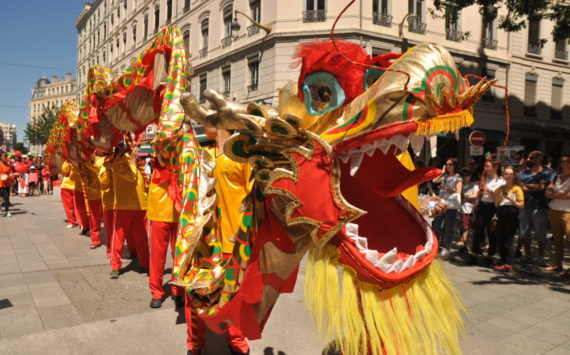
[415,109,474,136]
[304,245,465,355]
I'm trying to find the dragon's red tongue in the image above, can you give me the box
[341,150,441,197]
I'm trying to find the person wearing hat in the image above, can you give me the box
[0,153,16,217]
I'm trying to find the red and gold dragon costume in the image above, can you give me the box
[177,40,493,355]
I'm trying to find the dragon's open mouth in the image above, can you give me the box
[335,131,441,286]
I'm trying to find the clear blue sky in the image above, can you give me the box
[0,1,84,142]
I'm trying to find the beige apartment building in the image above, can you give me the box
[29,73,77,155]
[75,0,569,162]
[0,122,17,146]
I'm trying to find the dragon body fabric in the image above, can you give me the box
[178,41,493,355]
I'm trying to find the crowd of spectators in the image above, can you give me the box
[0,152,57,216]
[423,150,570,276]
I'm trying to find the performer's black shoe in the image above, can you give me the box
[139,267,149,274]
[149,298,162,308]
[109,270,120,279]
[174,295,184,308]
[80,229,90,236]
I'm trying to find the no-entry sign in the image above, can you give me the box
[469,130,486,146]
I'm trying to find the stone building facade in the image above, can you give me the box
[28,73,77,155]
[0,122,17,146]
[74,1,569,163]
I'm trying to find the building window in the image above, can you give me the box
[117,5,121,19]
[124,0,127,11]
[408,0,426,34]
[111,13,114,26]
[248,0,261,35]
[183,29,190,52]
[528,15,541,54]
[373,0,392,27]
[132,24,137,44]
[524,73,538,117]
[123,32,127,48]
[144,14,149,39]
[304,0,326,23]
[200,19,209,58]
[445,8,462,42]
[184,0,191,12]
[551,77,564,120]
[104,23,107,39]
[222,66,231,97]
[154,5,160,33]
[166,0,172,24]
[483,8,498,50]
[248,58,259,92]
[222,5,233,48]
[199,74,207,103]
[555,38,568,60]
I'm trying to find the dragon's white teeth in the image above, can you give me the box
[392,135,410,152]
[380,247,398,264]
[415,250,428,260]
[338,152,351,164]
[388,259,404,273]
[346,223,359,236]
[409,133,425,156]
[350,152,365,176]
[401,255,416,271]
[365,249,379,264]
[354,236,368,250]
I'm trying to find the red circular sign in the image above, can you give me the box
[469,130,486,146]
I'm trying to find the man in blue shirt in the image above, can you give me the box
[518,151,554,266]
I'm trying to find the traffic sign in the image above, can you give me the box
[469,130,486,146]
[469,145,484,156]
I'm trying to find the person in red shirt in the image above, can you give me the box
[0,153,16,217]
[14,156,29,197]
[41,166,51,194]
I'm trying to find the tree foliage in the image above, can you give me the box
[25,105,59,146]
[431,0,570,41]
[13,142,29,154]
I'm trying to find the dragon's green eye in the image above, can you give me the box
[302,71,345,115]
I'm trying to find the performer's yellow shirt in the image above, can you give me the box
[207,147,253,254]
[146,175,179,223]
[96,157,115,211]
[112,154,147,211]
[82,161,102,201]
[61,161,82,191]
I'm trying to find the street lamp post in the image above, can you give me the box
[230,9,272,39]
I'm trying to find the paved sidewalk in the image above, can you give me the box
[0,194,569,354]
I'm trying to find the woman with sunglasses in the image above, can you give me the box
[432,158,462,258]
[545,154,570,276]
[469,160,504,265]
[493,166,524,271]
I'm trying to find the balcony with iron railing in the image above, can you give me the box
[373,12,392,27]
[199,47,208,58]
[247,82,258,92]
[555,50,568,60]
[446,29,463,42]
[248,24,260,36]
[408,19,426,34]
[483,37,498,50]
[527,41,542,55]
[221,36,232,49]
[303,10,326,23]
